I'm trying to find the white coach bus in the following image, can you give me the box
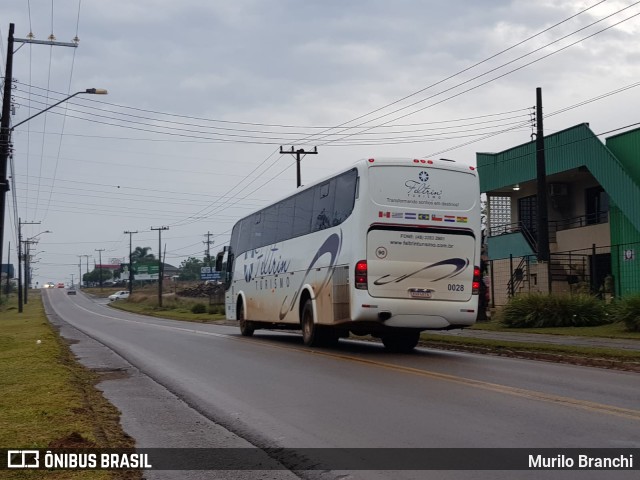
[215,157,481,352]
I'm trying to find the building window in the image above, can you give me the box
[489,195,511,235]
[518,195,538,239]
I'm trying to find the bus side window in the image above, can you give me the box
[334,170,358,224]
[276,198,295,243]
[312,181,334,231]
[262,204,279,246]
[293,188,314,237]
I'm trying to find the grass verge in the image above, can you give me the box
[108,295,226,322]
[421,334,640,372]
[0,293,140,480]
[472,318,640,339]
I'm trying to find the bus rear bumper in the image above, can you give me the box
[351,297,478,330]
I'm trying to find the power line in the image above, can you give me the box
[315,3,640,148]
[12,88,533,143]
[423,81,640,158]
[288,0,616,146]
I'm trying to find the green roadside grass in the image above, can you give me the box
[107,293,226,323]
[0,293,140,480]
[471,317,640,340]
[422,333,640,361]
[426,319,640,370]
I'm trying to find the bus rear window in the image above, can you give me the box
[369,165,478,211]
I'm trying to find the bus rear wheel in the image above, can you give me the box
[301,300,339,347]
[381,330,420,353]
[301,300,319,346]
[238,301,254,337]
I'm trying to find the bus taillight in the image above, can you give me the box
[355,260,368,290]
[472,266,481,295]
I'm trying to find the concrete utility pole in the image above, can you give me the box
[0,23,79,278]
[95,248,105,289]
[79,254,90,287]
[23,240,33,304]
[535,87,550,265]
[124,230,138,295]
[78,256,82,289]
[280,146,318,188]
[17,219,40,313]
[3,241,10,299]
[204,231,214,268]
[0,24,15,273]
[151,226,169,307]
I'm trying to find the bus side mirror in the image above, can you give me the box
[215,252,224,272]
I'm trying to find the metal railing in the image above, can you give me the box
[488,240,640,306]
[489,221,538,252]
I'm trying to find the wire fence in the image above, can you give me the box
[487,241,640,307]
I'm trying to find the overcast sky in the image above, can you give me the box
[1,0,639,287]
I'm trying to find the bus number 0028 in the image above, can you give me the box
[448,284,464,291]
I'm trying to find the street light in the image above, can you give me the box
[0,87,107,286]
[10,88,108,131]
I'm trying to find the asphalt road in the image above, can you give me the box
[42,289,640,480]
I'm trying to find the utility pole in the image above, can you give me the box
[78,256,82,289]
[124,230,138,295]
[17,218,39,313]
[535,87,550,265]
[95,248,105,289]
[204,231,214,268]
[0,24,15,272]
[3,241,10,298]
[280,146,318,188]
[71,273,74,288]
[151,226,168,307]
[23,240,31,304]
[79,254,90,288]
[1,23,79,279]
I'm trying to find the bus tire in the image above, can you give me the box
[238,301,254,337]
[301,300,320,347]
[382,330,420,353]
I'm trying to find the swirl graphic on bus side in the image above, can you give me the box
[373,257,469,285]
[278,231,342,321]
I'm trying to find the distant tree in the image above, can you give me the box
[179,257,205,281]
[131,246,155,264]
[83,268,113,284]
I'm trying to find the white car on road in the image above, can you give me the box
[108,291,130,301]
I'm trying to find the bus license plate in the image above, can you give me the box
[409,289,433,299]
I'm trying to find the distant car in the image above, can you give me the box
[67,288,77,295]
[44,282,55,289]
[57,283,65,288]
[108,290,130,302]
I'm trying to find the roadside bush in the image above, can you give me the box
[208,305,225,315]
[190,303,207,314]
[609,294,640,332]
[499,293,610,328]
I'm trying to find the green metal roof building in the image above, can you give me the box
[477,123,640,303]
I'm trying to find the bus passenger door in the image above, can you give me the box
[216,249,235,319]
